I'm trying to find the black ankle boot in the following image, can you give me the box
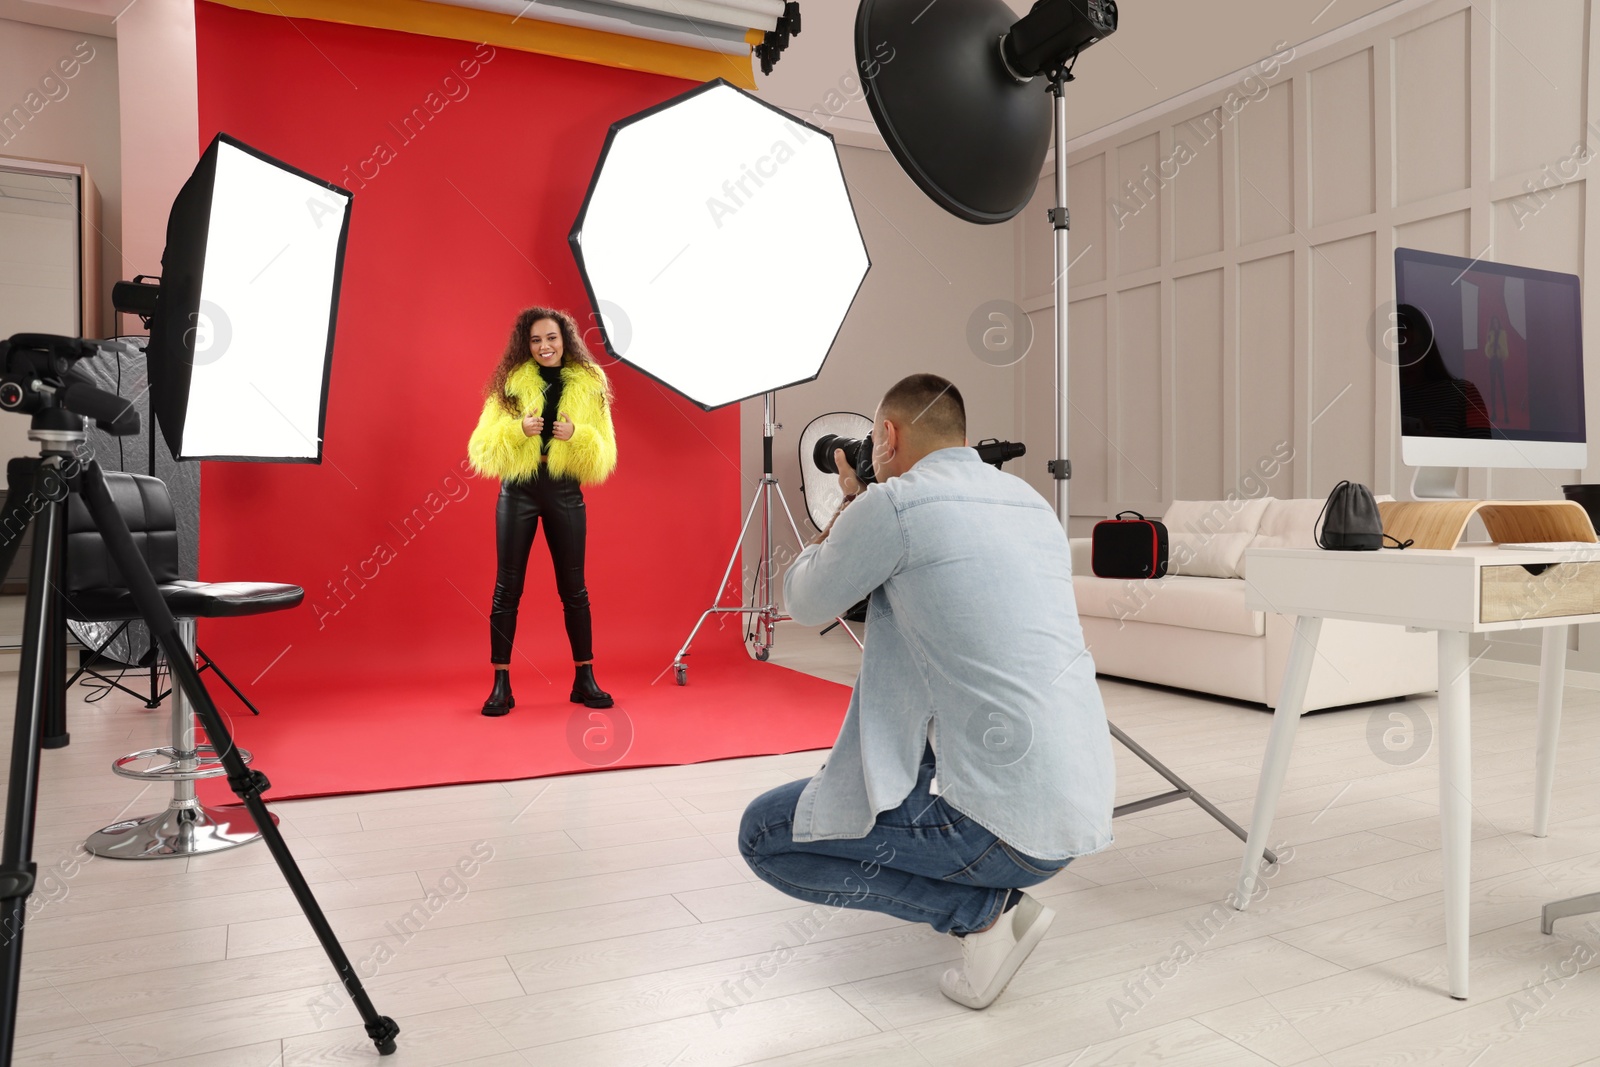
[570,664,613,709]
[482,669,514,717]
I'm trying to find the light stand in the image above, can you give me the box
[1039,66,1275,863]
[671,392,861,684]
[854,0,1275,864]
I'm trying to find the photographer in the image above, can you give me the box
[739,373,1114,1010]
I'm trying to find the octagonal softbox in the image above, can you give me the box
[570,79,870,410]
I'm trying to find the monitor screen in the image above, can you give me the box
[1394,248,1585,469]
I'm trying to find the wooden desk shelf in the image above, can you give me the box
[1378,499,1597,551]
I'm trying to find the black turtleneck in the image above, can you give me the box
[538,363,564,454]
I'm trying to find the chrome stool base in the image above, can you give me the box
[90,619,272,859]
[86,799,279,859]
[1542,891,1600,934]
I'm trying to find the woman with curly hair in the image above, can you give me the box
[468,306,617,716]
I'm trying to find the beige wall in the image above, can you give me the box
[112,0,196,294]
[0,17,117,467]
[0,17,118,328]
[1036,0,1600,663]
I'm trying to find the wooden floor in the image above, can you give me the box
[5,621,1600,1066]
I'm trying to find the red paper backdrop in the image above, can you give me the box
[192,2,744,700]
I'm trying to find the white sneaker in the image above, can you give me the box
[939,892,1055,1010]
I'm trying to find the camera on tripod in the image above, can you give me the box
[0,335,140,436]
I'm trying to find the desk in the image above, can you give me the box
[1232,542,1600,999]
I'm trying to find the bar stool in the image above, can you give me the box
[63,471,304,858]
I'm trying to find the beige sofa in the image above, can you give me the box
[1069,497,1438,711]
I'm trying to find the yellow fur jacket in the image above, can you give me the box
[467,361,617,485]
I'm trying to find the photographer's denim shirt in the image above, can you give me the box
[783,447,1115,860]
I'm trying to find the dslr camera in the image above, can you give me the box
[812,433,876,486]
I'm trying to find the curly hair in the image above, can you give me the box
[486,306,612,415]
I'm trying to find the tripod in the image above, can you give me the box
[0,334,399,1061]
[671,392,861,684]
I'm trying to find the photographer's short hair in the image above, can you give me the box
[881,374,966,442]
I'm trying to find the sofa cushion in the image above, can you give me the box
[1248,497,1324,554]
[1074,573,1265,636]
[1162,497,1272,579]
[1243,495,1396,575]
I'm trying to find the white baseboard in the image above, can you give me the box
[1471,657,1600,691]
[0,646,84,674]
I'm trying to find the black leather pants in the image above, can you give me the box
[489,474,593,663]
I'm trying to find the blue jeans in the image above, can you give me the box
[738,746,1071,935]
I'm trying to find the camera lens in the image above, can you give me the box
[812,434,842,474]
[812,433,877,484]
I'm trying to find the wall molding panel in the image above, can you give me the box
[1020,0,1600,668]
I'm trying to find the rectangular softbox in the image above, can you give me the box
[148,133,352,462]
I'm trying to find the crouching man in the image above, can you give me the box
[739,373,1115,1009]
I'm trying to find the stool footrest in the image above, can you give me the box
[111,743,253,782]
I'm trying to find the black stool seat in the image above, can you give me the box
[66,580,305,622]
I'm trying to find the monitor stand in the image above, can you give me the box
[1411,465,1466,500]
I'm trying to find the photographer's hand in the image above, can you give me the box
[835,448,864,496]
[811,456,860,546]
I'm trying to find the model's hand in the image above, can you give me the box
[522,413,544,437]
[835,448,864,496]
[552,412,576,441]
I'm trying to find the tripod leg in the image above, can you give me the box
[76,460,400,1056]
[195,647,261,716]
[150,625,165,706]
[62,621,130,695]
[1109,721,1277,866]
[42,505,68,748]
[0,459,39,584]
[0,458,70,749]
[672,482,768,670]
[0,457,63,1062]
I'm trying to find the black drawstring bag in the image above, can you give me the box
[1315,481,1383,551]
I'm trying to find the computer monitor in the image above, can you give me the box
[1394,247,1585,498]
